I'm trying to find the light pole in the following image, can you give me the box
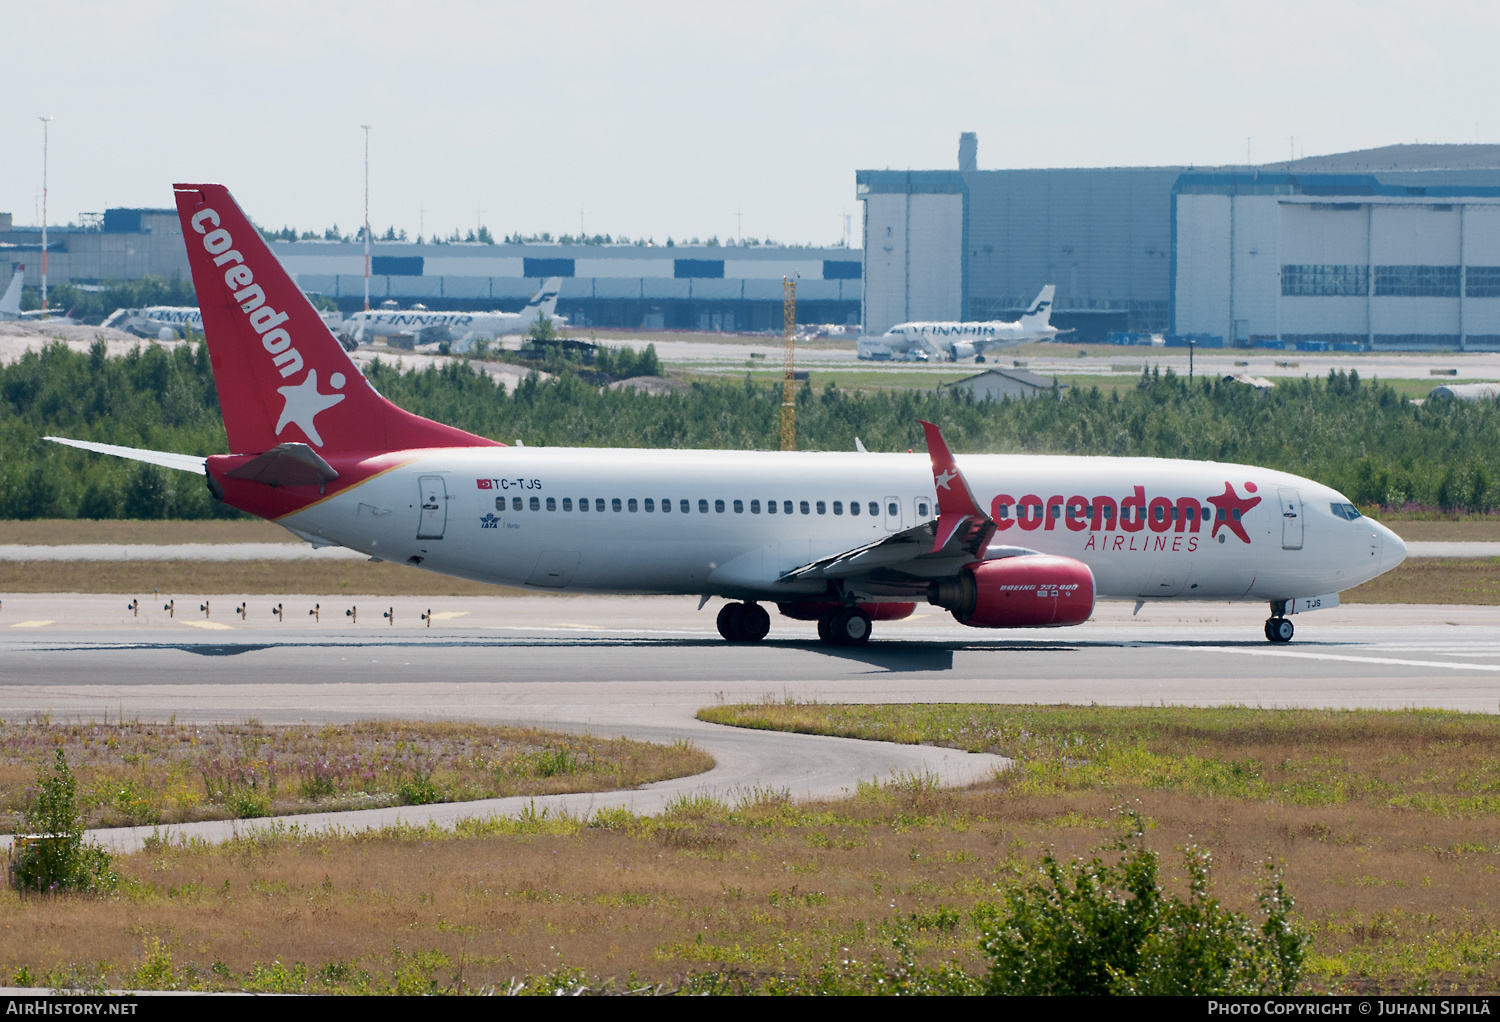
[38,116,53,318]
[361,124,371,312]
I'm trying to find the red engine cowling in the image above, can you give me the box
[927,555,1095,628]
[778,601,918,622]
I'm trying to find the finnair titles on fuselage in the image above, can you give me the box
[45,184,1407,650]
[338,278,564,350]
[859,285,1061,362]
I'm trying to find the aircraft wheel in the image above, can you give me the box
[1265,617,1293,644]
[740,603,771,642]
[829,607,873,646]
[816,607,839,645]
[716,602,746,642]
[975,355,986,364]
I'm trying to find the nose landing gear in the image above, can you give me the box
[1264,616,1294,643]
[817,605,873,646]
[716,601,771,643]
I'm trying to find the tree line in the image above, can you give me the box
[0,342,1494,519]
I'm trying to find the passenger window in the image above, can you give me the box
[917,502,929,517]
[785,501,794,515]
[699,499,709,513]
[1050,504,1061,519]
[888,502,898,517]
[628,498,638,512]
[579,498,589,512]
[751,499,761,514]
[546,497,556,511]
[513,497,523,511]
[715,499,725,513]
[1152,506,1163,522]
[816,501,826,515]
[644,498,654,512]
[850,501,860,516]
[833,501,843,515]
[733,499,743,513]
[612,498,622,512]
[529,496,540,511]
[868,501,878,516]
[800,501,811,515]
[1184,506,1194,520]
[767,499,777,514]
[1232,509,1242,520]
[562,497,573,512]
[661,498,671,513]
[495,496,504,511]
[596,498,606,512]
[681,499,690,513]
[997,505,1009,519]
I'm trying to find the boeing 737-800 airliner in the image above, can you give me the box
[48,184,1407,647]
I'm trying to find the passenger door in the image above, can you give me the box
[1279,487,1303,550]
[417,475,448,539]
[883,495,903,532]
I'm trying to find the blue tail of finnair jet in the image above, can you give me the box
[1020,284,1055,328]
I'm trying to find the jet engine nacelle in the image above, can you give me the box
[927,554,1095,628]
[950,341,977,361]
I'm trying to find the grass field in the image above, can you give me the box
[5,703,1500,993]
[0,719,712,832]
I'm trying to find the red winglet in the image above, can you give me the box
[918,420,993,554]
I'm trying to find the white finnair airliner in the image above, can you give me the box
[47,185,1407,646]
[338,279,565,350]
[858,285,1063,362]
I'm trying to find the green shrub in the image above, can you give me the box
[397,772,442,805]
[226,788,270,819]
[11,749,117,894]
[981,815,1305,995]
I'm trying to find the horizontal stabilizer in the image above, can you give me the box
[44,436,208,474]
[224,442,339,490]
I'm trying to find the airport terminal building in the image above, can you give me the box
[858,137,1500,345]
[0,211,860,331]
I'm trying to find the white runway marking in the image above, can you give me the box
[1171,645,1500,672]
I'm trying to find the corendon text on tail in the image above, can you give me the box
[45,183,1408,648]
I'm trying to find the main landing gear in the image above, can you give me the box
[716,601,771,643]
[817,605,872,647]
[1264,616,1294,644]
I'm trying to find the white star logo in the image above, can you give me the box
[935,468,957,490]
[275,369,346,447]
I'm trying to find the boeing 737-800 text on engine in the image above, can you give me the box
[47,184,1407,646]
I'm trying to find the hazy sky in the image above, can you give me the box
[2,0,1496,247]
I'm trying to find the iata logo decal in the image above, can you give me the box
[480,513,499,529]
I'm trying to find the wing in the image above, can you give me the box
[775,421,1014,599]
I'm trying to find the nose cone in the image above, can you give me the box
[1372,519,1407,573]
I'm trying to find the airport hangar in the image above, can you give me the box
[0,210,861,332]
[858,136,1500,345]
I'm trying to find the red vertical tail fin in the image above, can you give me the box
[173,184,500,455]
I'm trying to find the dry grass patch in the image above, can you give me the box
[0,718,711,830]
[3,705,1499,992]
[1384,520,1500,542]
[1342,558,1500,605]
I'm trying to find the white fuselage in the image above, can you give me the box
[860,319,1058,361]
[276,448,1406,605]
[341,308,567,347]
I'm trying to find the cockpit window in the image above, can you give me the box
[1330,502,1363,520]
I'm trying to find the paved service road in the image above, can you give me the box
[1,595,1496,850]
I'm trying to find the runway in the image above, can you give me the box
[1,595,1495,850]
